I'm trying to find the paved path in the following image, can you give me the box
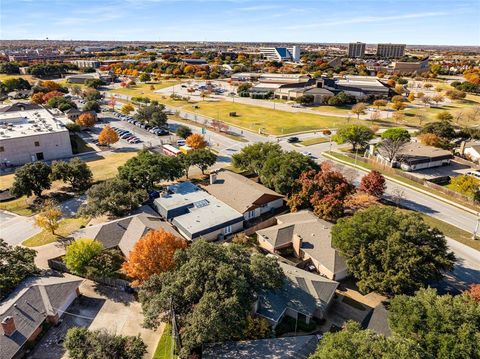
[0,210,40,246]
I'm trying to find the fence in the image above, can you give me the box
[47,258,132,291]
[339,152,478,207]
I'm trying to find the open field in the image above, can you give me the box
[0,73,36,82]
[0,197,34,216]
[301,137,330,146]
[23,216,89,247]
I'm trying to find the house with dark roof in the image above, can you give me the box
[362,303,391,337]
[256,262,338,329]
[257,211,348,281]
[74,211,180,256]
[376,141,453,171]
[0,276,82,359]
[202,170,284,221]
[202,335,319,359]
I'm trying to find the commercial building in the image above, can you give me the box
[202,170,284,221]
[152,182,244,241]
[70,59,101,68]
[348,42,366,58]
[257,211,349,281]
[256,262,338,328]
[321,75,390,98]
[259,46,301,62]
[231,73,310,85]
[390,58,429,74]
[376,43,406,58]
[0,103,72,166]
[1,276,82,359]
[375,141,453,171]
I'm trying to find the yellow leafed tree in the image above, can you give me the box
[35,200,62,234]
[98,125,119,146]
[186,133,208,149]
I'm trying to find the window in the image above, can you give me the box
[0,146,4,152]
[224,225,232,235]
[36,152,44,161]
[34,141,40,147]
[247,210,256,219]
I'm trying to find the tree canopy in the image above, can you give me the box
[64,238,103,276]
[134,101,167,127]
[331,206,455,296]
[51,158,93,191]
[389,288,480,359]
[118,150,184,191]
[11,161,52,198]
[309,321,424,359]
[80,178,146,217]
[139,240,284,355]
[98,125,119,146]
[358,170,386,198]
[232,142,283,176]
[122,229,187,286]
[186,133,208,149]
[0,239,37,299]
[333,124,374,151]
[176,125,193,139]
[288,163,354,221]
[64,327,146,359]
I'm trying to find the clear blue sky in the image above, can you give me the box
[1,0,479,45]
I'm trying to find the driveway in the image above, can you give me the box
[29,279,163,359]
[0,210,40,245]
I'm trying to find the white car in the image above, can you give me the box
[301,151,313,158]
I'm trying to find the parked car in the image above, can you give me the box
[177,139,186,146]
[301,151,313,157]
[287,137,299,143]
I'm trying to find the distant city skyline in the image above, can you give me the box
[1,0,479,46]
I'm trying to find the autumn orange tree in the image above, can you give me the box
[122,229,187,286]
[186,133,208,149]
[98,125,119,146]
[35,200,62,234]
[43,90,64,103]
[32,92,46,104]
[468,284,480,302]
[76,112,96,127]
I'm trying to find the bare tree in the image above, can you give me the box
[468,106,480,123]
[378,138,409,165]
[391,187,406,207]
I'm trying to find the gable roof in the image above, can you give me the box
[258,262,338,323]
[202,170,283,214]
[74,212,179,256]
[363,303,391,337]
[257,211,347,275]
[203,335,319,359]
[0,103,40,113]
[0,276,82,359]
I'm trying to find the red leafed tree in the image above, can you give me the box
[122,229,187,286]
[468,284,480,302]
[288,162,354,221]
[359,170,386,198]
[43,90,64,102]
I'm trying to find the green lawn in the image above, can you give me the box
[301,137,330,146]
[23,217,89,247]
[0,73,36,82]
[153,324,176,359]
[0,197,34,216]
[109,86,360,135]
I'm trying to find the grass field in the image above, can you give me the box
[153,324,176,359]
[0,197,34,216]
[109,86,361,135]
[0,73,36,82]
[301,137,330,146]
[23,217,89,247]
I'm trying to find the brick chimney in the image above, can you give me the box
[210,172,217,185]
[1,316,16,337]
[292,235,302,257]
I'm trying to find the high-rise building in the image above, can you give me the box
[348,42,366,58]
[376,43,406,58]
[260,46,301,62]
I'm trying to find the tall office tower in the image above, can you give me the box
[376,43,406,58]
[348,42,366,58]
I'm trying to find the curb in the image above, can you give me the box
[322,151,478,216]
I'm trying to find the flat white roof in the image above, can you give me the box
[0,106,68,140]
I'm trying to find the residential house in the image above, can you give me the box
[202,335,319,359]
[0,276,82,359]
[362,303,391,337]
[74,210,180,257]
[64,109,97,122]
[376,141,453,171]
[202,170,284,221]
[255,262,338,328]
[152,181,244,241]
[257,211,348,281]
